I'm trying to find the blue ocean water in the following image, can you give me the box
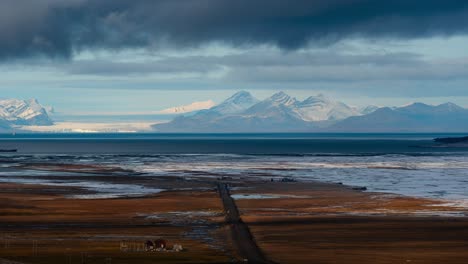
[0,133,467,203]
[0,132,467,154]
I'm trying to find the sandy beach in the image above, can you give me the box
[1,172,467,264]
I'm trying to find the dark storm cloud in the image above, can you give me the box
[58,49,468,85]
[63,51,424,76]
[2,0,468,59]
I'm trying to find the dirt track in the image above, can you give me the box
[217,183,275,264]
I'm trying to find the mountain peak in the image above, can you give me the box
[272,91,288,97]
[269,91,296,106]
[437,102,464,111]
[210,91,258,115]
[0,98,53,126]
[401,102,431,108]
[303,94,331,104]
[225,91,255,103]
[295,94,360,121]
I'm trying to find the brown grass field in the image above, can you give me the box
[0,183,233,264]
[1,178,467,264]
[233,181,468,264]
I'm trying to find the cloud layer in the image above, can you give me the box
[2,0,468,59]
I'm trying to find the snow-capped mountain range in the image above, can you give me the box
[153,91,468,132]
[2,93,465,133]
[0,98,53,130]
[153,91,378,132]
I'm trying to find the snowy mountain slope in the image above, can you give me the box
[0,98,53,126]
[209,90,259,115]
[153,91,361,132]
[243,92,301,118]
[360,105,380,115]
[293,94,361,121]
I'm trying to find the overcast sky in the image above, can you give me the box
[1,0,468,115]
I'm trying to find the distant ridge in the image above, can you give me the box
[328,102,468,132]
[153,91,468,133]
